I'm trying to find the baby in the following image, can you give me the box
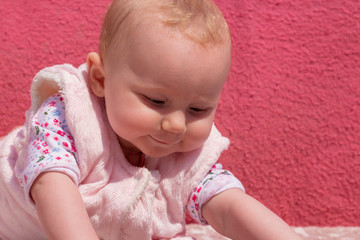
[0,0,302,239]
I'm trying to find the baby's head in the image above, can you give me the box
[99,0,231,61]
[88,0,232,159]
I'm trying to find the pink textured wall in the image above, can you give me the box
[1,0,359,226]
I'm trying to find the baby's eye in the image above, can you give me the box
[144,95,166,106]
[189,107,208,113]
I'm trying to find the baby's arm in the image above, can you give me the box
[31,172,98,240]
[202,189,303,240]
[20,94,98,239]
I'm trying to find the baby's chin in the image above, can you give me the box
[143,142,206,159]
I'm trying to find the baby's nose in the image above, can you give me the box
[161,111,186,134]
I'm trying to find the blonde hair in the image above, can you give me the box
[99,0,231,59]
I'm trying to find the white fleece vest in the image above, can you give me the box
[0,64,230,240]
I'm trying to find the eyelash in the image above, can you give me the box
[144,95,166,106]
[143,95,209,113]
[189,107,208,113]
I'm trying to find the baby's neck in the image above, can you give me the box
[118,136,143,167]
[124,150,143,167]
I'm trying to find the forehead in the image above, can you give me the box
[106,22,231,98]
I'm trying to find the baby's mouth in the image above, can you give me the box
[149,135,180,145]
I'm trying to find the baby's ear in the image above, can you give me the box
[87,52,105,97]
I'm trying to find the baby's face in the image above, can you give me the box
[102,22,231,158]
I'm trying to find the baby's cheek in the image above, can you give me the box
[186,121,213,147]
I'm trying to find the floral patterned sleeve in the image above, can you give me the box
[186,163,245,224]
[19,94,80,204]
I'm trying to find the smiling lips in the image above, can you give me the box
[149,135,180,145]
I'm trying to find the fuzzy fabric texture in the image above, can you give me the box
[0,64,230,240]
